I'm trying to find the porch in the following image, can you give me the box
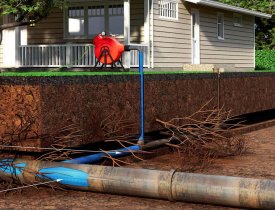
[18,43,149,68]
[2,0,151,68]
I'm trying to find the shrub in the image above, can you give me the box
[255,50,275,70]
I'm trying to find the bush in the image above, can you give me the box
[255,50,275,70]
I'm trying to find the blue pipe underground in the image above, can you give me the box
[63,145,141,164]
[138,50,145,144]
[124,46,145,145]
[64,139,169,164]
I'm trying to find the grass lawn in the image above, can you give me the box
[0,69,274,77]
[0,70,212,77]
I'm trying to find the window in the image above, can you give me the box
[233,13,242,27]
[68,7,85,36]
[109,4,124,35]
[159,0,178,20]
[88,6,105,35]
[66,3,124,38]
[217,13,224,39]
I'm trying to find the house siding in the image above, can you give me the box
[0,44,3,67]
[0,17,3,67]
[153,0,192,68]
[27,8,64,44]
[152,1,255,71]
[130,0,145,43]
[199,6,255,71]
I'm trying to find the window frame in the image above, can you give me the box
[64,2,124,39]
[67,6,85,37]
[217,13,224,40]
[158,0,178,20]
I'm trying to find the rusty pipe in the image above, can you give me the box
[0,159,275,209]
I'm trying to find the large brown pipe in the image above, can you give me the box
[0,159,275,209]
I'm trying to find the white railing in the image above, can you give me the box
[129,44,149,67]
[18,43,149,68]
[19,44,95,67]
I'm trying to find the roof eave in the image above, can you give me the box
[185,0,272,19]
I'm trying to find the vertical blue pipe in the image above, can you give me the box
[63,49,145,164]
[138,51,145,143]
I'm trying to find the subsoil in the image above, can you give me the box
[0,125,275,210]
[1,72,275,149]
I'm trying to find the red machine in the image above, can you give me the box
[93,34,125,68]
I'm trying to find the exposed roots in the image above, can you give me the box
[100,112,137,141]
[157,100,248,171]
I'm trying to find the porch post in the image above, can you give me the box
[15,26,22,67]
[144,0,150,68]
[124,0,131,69]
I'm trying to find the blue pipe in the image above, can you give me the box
[138,51,145,143]
[63,145,141,164]
[64,50,145,165]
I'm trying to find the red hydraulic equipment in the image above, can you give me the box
[93,34,125,68]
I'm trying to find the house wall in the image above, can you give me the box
[152,1,255,71]
[0,17,3,67]
[0,45,3,67]
[152,0,192,69]
[130,0,145,43]
[27,2,145,45]
[27,8,64,44]
[199,6,255,71]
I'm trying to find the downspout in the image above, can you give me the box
[150,0,154,69]
[1,158,275,209]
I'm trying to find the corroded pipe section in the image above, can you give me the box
[0,159,275,209]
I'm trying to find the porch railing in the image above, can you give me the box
[18,43,149,68]
[128,44,149,67]
[18,44,95,67]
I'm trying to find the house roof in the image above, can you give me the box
[185,0,272,19]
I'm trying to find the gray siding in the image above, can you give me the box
[152,1,255,71]
[199,6,255,71]
[153,0,192,68]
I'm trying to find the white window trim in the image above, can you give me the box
[158,0,179,21]
[217,12,224,40]
[64,2,124,39]
[233,13,243,27]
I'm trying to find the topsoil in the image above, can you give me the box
[0,125,275,210]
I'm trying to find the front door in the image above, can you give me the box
[191,9,200,64]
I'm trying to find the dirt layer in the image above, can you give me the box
[1,73,275,149]
[1,125,275,210]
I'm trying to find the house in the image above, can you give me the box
[0,0,272,71]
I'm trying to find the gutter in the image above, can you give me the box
[185,0,272,19]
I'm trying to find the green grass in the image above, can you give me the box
[0,70,212,77]
[1,69,274,77]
